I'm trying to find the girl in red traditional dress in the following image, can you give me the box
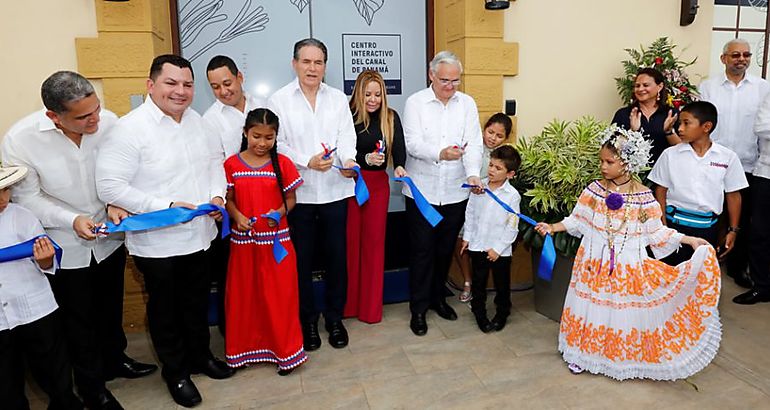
[224,108,306,375]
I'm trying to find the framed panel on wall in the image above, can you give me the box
[172,0,430,116]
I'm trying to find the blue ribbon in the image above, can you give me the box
[333,165,370,206]
[0,234,63,267]
[394,176,443,227]
[260,211,288,264]
[462,184,555,281]
[97,204,230,239]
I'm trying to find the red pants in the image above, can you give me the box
[345,169,389,323]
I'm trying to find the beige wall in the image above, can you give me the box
[0,0,102,136]
[503,0,714,139]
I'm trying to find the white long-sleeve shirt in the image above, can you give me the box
[754,93,770,180]
[202,93,266,160]
[1,109,123,269]
[0,203,58,331]
[268,79,356,204]
[698,73,770,173]
[95,97,226,258]
[402,87,483,205]
[462,179,520,256]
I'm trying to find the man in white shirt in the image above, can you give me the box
[95,55,233,408]
[699,38,770,289]
[202,54,266,160]
[268,38,358,351]
[2,71,156,409]
[202,55,265,337]
[402,51,483,336]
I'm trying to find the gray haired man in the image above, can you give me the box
[2,71,157,409]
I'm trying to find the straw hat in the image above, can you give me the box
[0,165,28,190]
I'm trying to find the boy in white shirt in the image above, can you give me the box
[649,101,748,266]
[0,165,81,409]
[461,145,521,333]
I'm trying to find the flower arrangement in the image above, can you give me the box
[615,37,699,108]
[599,125,653,175]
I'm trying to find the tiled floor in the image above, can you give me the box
[27,274,770,409]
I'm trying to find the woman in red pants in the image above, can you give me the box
[345,70,406,323]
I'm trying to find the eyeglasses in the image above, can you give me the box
[727,52,752,59]
[437,78,461,87]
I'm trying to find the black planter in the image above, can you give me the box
[531,250,575,322]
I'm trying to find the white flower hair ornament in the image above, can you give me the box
[600,125,653,174]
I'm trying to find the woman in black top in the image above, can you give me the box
[344,70,406,324]
[612,67,680,164]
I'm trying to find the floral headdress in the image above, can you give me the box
[600,125,652,175]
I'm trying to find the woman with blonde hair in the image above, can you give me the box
[344,70,406,323]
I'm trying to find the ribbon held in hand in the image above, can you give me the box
[333,165,369,206]
[0,234,63,266]
[260,211,288,264]
[95,204,230,239]
[395,176,443,227]
[462,184,556,281]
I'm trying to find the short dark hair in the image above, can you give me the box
[149,54,194,81]
[41,71,95,114]
[293,38,328,63]
[490,145,521,174]
[681,100,718,134]
[484,113,513,138]
[634,67,668,108]
[206,55,239,76]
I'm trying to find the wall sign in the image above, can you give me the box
[342,34,402,95]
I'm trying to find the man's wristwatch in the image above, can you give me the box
[727,226,741,233]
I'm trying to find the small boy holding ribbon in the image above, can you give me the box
[460,145,521,333]
[648,101,748,266]
[0,165,81,408]
[534,125,719,381]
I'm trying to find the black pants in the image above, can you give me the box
[210,221,229,336]
[289,199,348,325]
[469,252,512,317]
[725,173,753,276]
[750,176,770,292]
[0,311,82,410]
[406,198,467,314]
[132,249,212,381]
[661,221,718,266]
[50,247,127,397]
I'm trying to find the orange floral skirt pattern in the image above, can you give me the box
[558,245,721,381]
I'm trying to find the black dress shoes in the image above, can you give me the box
[326,321,349,348]
[82,388,123,410]
[430,301,458,321]
[193,357,235,380]
[166,377,202,408]
[491,313,508,331]
[303,322,322,351]
[105,356,158,381]
[733,289,770,305]
[475,315,495,333]
[410,312,428,336]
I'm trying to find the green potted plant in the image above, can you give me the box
[513,117,605,321]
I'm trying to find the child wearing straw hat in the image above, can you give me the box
[0,164,81,408]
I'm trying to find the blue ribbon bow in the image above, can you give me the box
[462,184,556,281]
[0,234,63,267]
[394,176,443,227]
[333,165,370,206]
[260,211,288,264]
[96,204,230,239]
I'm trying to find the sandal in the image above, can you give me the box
[459,282,472,303]
[567,363,584,375]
